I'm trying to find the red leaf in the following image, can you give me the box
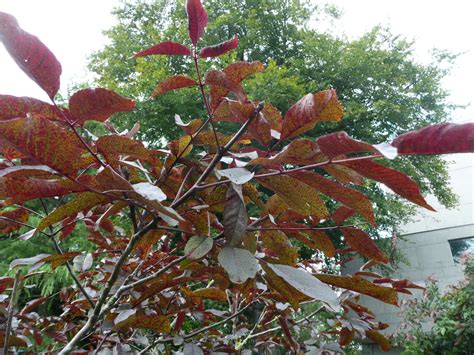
[0,95,60,120]
[290,171,376,226]
[69,88,135,125]
[332,206,355,225]
[342,159,435,211]
[205,70,246,102]
[365,330,391,352]
[0,208,29,234]
[152,75,198,97]
[0,12,61,99]
[392,123,474,155]
[186,0,208,45]
[133,41,191,58]
[341,228,389,263]
[317,131,379,158]
[281,90,344,141]
[0,115,85,176]
[210,61,265,109]
[199,35,239,58]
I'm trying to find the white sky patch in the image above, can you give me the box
[0,0,472,124]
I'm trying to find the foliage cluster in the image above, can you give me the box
[0,0,473,353]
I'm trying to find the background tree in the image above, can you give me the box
[87,0,459,240]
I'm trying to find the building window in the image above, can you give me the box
[448,237,474,263]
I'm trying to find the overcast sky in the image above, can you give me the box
[0,0,472,123]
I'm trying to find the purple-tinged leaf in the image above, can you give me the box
[0,12,61,99]
[199,35,239,58]
[392,123,474,155]
[152,75,198,97]
[133,41,191,58]
[223,183,247,247]
[186,0,208,45]
[69,88,135,125]
[0,95,60,120]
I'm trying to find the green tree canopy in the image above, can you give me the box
[87,0,458,236]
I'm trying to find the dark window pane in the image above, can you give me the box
[448,237,474,263]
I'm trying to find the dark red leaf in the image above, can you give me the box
[68,88,135,125]
[0,208,29,234]
[341,228,389,263]
[152,75,198,97]
[0,12,61,99]
[281,90,343,141]
[332,206,355,225]
[317,131,379,158]
[342,159,435,211]
[133,41,191,58]
[199,35,239,58]
[186,0,208,45]
[0,95,60,120]
[392,123,474,155]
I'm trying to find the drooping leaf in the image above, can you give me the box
[218,246,259,283]
[216,168,254,184]
[223,183,248,247]
[392,123,474,155]
[267,263,340,311]
[0,177,86,204]
[316,274,398,305]
[186,0,208,45]
[0,12,61,99]
[133,41,191,57]
[10,254,50,269]
[152,75,198,97]
[0,333,28,347]
[96,135,152,161]
[332,206,355,225]
[281,90,343,140]
[209,61,265,109]
[365,330,391,352]
[304,230,336,257]
[38,252,81,270]
[342,228,389,263]
[257,174,328,218]
[339,327,355,346]
[341,159,435,211]
[261,230,298,265]
[68,88,135,125]
[261,263,307,308]
[205,70,246,102]
[0,115,85,175]
[0,208,29,234]
[0,95,60,120]
[114,314,171,333]
[199,35,239,58]
[289,170,375,226]
[184,236,213,260]
[37,192,109,231]
[192,287,227,303]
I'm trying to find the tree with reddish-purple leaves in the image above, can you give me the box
[0,1,473,353]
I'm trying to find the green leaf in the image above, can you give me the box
[184,236,213,260]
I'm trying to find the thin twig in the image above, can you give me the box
[172,166,195,204]
[247,225,356,232]
[3,270,21,355]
